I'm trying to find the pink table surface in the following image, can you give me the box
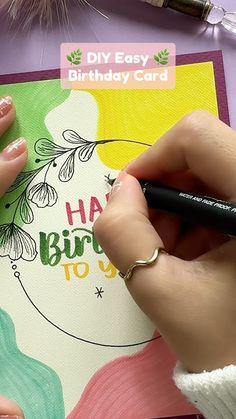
[0,0,235,128]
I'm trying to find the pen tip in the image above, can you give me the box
[104,175,115,186]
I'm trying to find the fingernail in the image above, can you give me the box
[0,96,13,118]
[109,171,127,198]
[1,138,27,161]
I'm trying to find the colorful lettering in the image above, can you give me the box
[98,260,117,278]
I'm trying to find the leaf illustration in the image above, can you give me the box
[154,49,170,65]
[8,170,37,193]
[67,55,72,63]
[78,143,97,162]
[35,139,69,158]
[20,195,34,224]
[58,150,76,182]
[63,130,87,145]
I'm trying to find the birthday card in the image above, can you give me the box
[0,50,229,419]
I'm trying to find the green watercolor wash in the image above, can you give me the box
[0,308,65,419]
[0,79,70,226]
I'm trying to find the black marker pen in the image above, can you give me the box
[107,178,236,237]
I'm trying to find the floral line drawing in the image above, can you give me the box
[0,130,150,262]
[0,223,37,262]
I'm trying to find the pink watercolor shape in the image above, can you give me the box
[68,332,199,419]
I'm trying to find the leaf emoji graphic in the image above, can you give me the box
[154,49,170,65]
[66,49,82,65]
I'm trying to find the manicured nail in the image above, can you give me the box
[1,138,27,161]
[0,96,13,118]
[110,171,127,198]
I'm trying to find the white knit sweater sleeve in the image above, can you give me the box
[173,361,236,419]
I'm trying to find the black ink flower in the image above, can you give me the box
[63,130,97,162]
[0,223,37,261]
[28,182,58,208]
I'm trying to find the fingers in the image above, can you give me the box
[94,112,236,373]
[0,139,27,197]
[0,394,24,418]
[94,172,163,275]
[0,96,27,197]
[94,171,188,320]
[126,110,236,201]
[173,226,228,260]
[93,171,179,321]
[0,96,16,136]
[94,172,198,366]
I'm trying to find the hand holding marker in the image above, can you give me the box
[95,110,236,372]
[94,111,236,419]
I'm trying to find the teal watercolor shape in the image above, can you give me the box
[0,309,65,419]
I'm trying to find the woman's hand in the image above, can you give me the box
[0,95,26,418]
[94,110,236,374]
[0,96,27,194]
